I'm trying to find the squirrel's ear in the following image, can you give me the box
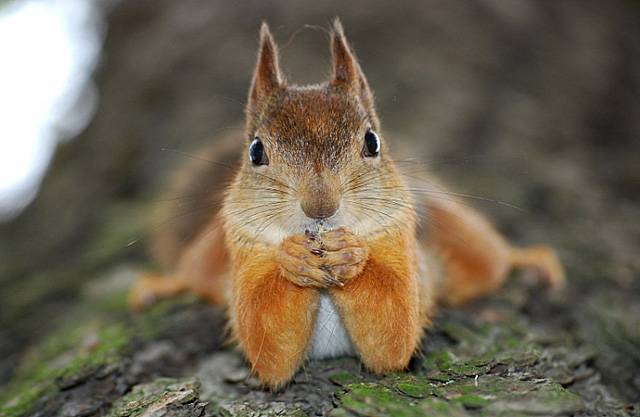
[330,19,377,125]
[249,22,283,106]
[330,19,360,87]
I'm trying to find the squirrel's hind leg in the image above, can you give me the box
[128,272,188,311]
[129,220,229,310]
[508,245,565,290]
[423,198,565,306]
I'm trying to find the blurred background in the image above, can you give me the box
[0,0,639,411]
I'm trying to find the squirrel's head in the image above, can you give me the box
[224,20,414,244]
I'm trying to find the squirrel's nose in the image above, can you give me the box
[300,197,340,220]
[300,175,341,220]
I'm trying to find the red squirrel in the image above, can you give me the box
[130,20,565,389]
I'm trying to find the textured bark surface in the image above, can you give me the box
[1,1,639,416]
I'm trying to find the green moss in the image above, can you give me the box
[448,356,492,377]
[0,288,204,417]
[336,383,421,417]
[0,384,54,417]
[432,375,583,416]
[417,398,471,416]
[433,375,508,398]
[392,376,434,399]
[333,381,473,417]
[423,350,492,382]
[424,350,453,372]
[0,322,132,417]
[332,312,585,417]
[329,371,362,386]
[422,315,544,386]
[217,401,308,417]
[58,323,130,382]
[107,377,200,417]
[332,374,581,417]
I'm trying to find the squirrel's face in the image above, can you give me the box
[223,22,414,244]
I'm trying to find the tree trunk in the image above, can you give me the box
[1,1,639,416]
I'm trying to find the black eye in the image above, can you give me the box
[363,129,380,158]
[249,137,268,166]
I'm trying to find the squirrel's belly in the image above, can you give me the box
[309,293,354,359]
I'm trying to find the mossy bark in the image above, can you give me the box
[1,0,640,416]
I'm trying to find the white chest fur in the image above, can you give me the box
[309,293,354,359]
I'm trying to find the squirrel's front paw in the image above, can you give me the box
[277,234,337,288]
[317,227,369,285]
[276,227,369,288]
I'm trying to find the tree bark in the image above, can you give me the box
[1,1,639,416]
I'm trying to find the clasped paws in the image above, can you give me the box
[276,227,369,288]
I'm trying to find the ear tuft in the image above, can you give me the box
[329,18,379,129]
[249,22,283,105]
[330,18,359,86]
[332,17,346,38]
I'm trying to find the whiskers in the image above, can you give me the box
[224,197,292,249]
[160,147,297,195]
[340,154,526,245]
[127,147,526,256]
[123,148,297,254]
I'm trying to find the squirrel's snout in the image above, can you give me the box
[299,175,341,220]
[300,197,340,220]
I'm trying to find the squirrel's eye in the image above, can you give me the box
[249,137,268,166]
[363,129,380,158]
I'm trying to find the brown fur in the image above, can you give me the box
[130,19,565,389]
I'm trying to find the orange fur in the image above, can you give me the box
[330,231,425,373]
[424,198,564,306]
[229,245,319,389]
[130,218,229,310]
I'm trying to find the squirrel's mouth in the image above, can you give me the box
[297,214,348,237]
[244,208,350,246]
[301,218,338,235]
